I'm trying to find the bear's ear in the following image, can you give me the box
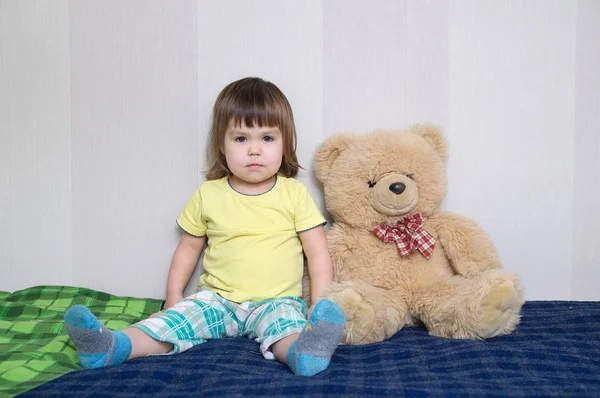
[411,123,448,162]
[314,133,354,183]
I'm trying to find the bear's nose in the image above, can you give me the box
[389,182,406,195]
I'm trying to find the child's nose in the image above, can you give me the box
[248,142,261,155]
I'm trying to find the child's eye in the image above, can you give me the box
[234,136,246,143]
[263,136,274,142]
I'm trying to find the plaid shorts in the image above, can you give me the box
[134,288,308,359]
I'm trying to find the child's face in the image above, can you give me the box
[223,119,283,193]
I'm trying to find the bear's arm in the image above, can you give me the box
[325,223,355,280]
[428,211,502,276]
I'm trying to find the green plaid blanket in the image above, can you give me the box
[0,285,162,397]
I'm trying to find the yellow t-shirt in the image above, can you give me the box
[176,175,326,302]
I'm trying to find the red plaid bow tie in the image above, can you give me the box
[372,213,435,259]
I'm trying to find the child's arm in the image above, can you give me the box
[164,231,206,309]
[298,225,333,306]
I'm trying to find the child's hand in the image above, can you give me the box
[149,295,183,318]
[164,295,183,309]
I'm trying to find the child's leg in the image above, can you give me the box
[64,305,172,369]
[253,298,346,376]
[271,334,297,363]
[122,327,172,359]
[282,299,345,376]
[66,289,241,369]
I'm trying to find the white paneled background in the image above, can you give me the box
[1,1,598,300]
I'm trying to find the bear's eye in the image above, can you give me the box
[368,180,377,188]
[406,174,414,180]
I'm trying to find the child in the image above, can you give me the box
[64,77,345,377]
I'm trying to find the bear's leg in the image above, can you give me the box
[324,280,407,345]
[414,269,523,339]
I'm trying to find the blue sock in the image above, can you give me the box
[287,299,346,376]
[64,304,132,369]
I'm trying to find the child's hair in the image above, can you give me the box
[206,77,301,180]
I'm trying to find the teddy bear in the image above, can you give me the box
[310,124,524,345]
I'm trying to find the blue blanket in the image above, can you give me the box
[22,301,600,397]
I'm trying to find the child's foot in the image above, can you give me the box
[287,299,346,376]
[64,304,132,369]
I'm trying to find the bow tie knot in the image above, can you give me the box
[372,213,435,259]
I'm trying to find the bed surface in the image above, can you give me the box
[3,287,600,397]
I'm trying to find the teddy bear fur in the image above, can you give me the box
[310,124,524,345]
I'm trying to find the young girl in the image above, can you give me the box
[64,77,345,377]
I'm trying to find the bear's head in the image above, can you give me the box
[314,124,448,229]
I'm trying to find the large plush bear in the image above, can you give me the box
[311,124,524,345]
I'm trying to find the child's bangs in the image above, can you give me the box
[229,101,284,129]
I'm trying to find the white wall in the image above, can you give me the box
[1,0,598,300]
[0,1,73,288]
